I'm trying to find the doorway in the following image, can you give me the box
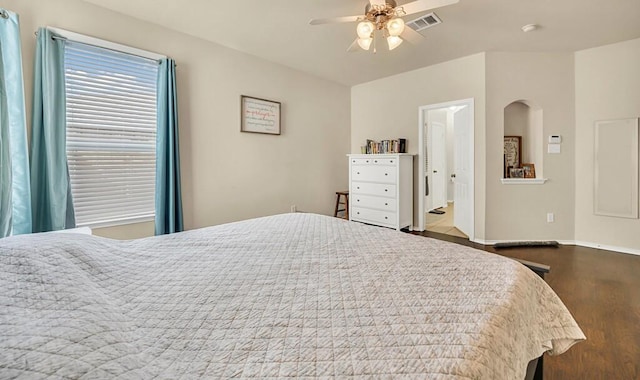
[418,99,474,241]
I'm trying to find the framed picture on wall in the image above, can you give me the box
[504,136,522,170]
[522,163,536,178]
[241,95,281,135]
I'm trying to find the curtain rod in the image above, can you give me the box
[34,30,164,65]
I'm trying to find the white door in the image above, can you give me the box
[430,122,447,210]
[453,106,472,237]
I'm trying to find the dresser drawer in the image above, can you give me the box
[350,157,398,166]
[351,207,396,226]
[351,194,397,212]
[351,165,397,183]
[351,181,396,197]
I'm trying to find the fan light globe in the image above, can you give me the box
[357,21,374,39]
[386,18,405,37]
[387,36,403,50]
[357,38,373,50]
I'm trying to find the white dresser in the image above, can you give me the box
[348,154,414,230]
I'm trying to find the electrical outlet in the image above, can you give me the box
[290,205,297,213]
[547,213,554,223]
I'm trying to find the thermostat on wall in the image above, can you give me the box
[548,135,562,144]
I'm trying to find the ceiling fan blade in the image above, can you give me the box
[401,27,424,45]
[397,0,459,16]
[347,38,361,52]
[309,15,363,25]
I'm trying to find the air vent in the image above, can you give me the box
[406,12,442,32]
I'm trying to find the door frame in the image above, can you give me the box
[417,98,475,241]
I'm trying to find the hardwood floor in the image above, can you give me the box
[410,230,640,380]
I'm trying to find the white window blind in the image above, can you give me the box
[65,41,159,228]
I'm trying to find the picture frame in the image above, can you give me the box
[509,167,525,178]
[504,136,522,170]
[241,95,281,135]
[522,163,536,179]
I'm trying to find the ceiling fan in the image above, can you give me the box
[309,0,459,52]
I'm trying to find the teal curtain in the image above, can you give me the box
[30,28,75,232]
[0,9,32,237]
[155,58,183,235]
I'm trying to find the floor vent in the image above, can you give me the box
[406,12,442,32]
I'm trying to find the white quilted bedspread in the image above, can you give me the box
[0,213,584,379]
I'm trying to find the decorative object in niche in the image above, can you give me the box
[503,154,508,178]
[509,167,525,179]
[241,95,281,135]
[522,163,536,179]
[504,136,521,176]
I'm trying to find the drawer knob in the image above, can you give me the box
[385,173,388,176]
[357,187,360,189]
[390,160,394,163]
[366,160,369,163]
[374,160,378,163]
[357,212,360,215]
[357,172,360,174]
[385,203,388,206]
[385,217,388,220]
[385,189,388,192]
[357,199,360,202]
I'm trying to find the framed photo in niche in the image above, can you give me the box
[522,163,536,178]
[504,136,522,170]
[241,95,281,135]
[509,167,525,178]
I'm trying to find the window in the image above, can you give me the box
[64,40,159,227]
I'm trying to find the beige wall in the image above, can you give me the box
[6,0,351,239]
[485,52,575,242]
[575,38,640,252]
[351,53,487,239]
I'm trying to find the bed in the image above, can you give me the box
[0,213,585,379]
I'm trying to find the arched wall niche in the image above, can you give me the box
[503,100,543,178]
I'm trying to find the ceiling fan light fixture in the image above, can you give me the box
[357,21,375,39]
[386,17,405,37]
[387,35,403,50]
[357,37,373,50]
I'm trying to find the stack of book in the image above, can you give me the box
[364,139,407,154]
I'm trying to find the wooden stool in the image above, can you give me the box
[334,191,349,219]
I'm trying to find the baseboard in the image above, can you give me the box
[473,238,574,245]
[571,241,640,256]
[472,238,640,256]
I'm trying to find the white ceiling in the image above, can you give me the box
[82,0,640,86]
